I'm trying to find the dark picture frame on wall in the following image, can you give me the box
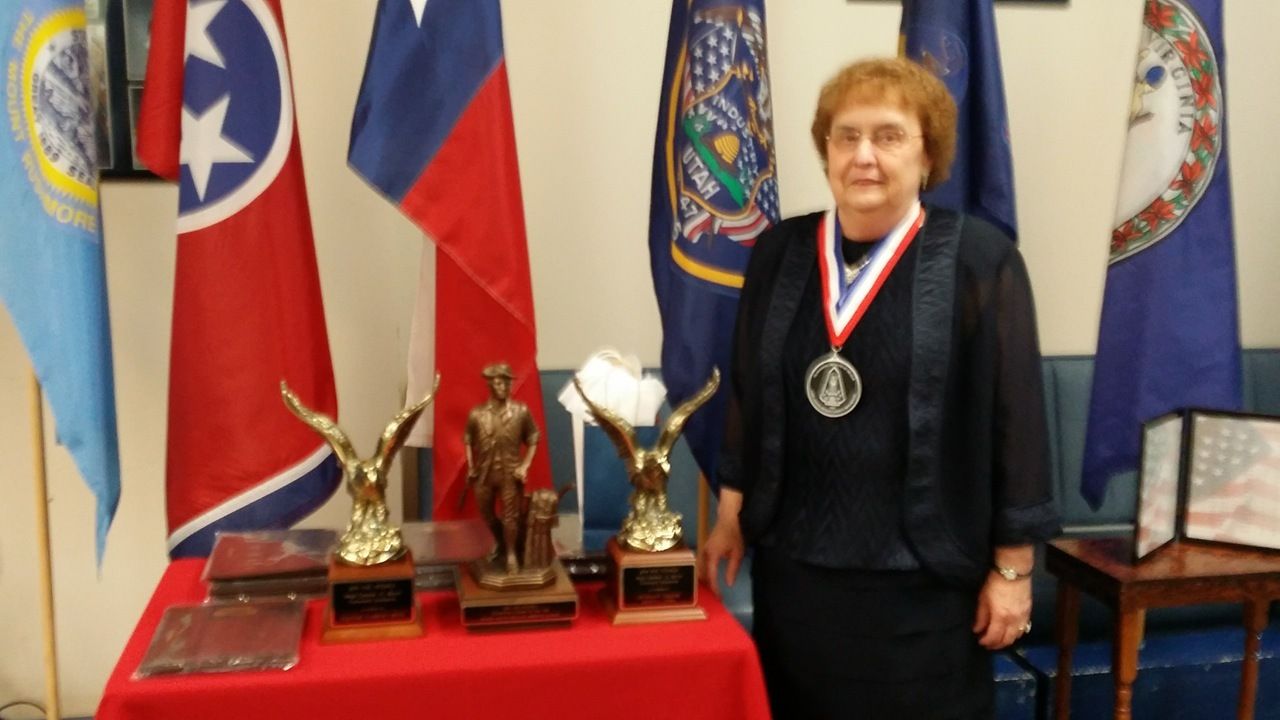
[91,0,154,178]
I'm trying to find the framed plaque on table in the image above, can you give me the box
[1133,409,1280,561]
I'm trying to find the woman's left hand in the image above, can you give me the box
[972,571,1032,650]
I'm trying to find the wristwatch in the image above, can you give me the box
[992,564,1033,581]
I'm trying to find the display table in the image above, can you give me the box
[97,559,770,720]
[1047,538,1280,720]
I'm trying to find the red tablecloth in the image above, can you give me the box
[96,559,770,720]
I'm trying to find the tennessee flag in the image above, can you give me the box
[138,0,340,556]
[349,0,551,519]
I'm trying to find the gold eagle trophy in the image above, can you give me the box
[573,367,719,624]
[280,375,438,642]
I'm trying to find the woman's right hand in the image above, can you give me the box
[698,488,745,595]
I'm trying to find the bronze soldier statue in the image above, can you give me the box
[464,362,540,574]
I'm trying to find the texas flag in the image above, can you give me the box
[349,0,551,519]
[138,0,340,557]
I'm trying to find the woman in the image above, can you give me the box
[700,57,1061,719]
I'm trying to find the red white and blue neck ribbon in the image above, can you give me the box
[817,201,925,348]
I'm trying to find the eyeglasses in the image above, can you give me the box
[826,126,922,154]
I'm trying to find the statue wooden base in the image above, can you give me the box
[456,559,578,629]
[602,537,705,625]
[471,559,557,590]
[321,552,423,644]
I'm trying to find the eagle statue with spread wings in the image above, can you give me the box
[572,368,720,552]
[281,375,439,566]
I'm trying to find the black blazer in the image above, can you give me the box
[717,208,1062,588]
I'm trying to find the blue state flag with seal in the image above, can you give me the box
[649,0,779,490]
[901,0,1018,241]
[1083,0,1242,509]
[0,0,120,563]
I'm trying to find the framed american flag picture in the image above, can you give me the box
[1133,412,1186,561]
[1182,410,1280,552]
[1133,409,1280,562]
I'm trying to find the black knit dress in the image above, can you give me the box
[750,238,994,720]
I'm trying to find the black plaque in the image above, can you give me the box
[620,564,696,609]
[330,577,414,625]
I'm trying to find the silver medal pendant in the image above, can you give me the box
[804,348,861,418]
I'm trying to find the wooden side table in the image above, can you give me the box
[1046,538,1280,720]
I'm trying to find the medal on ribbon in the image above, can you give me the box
[804,202,924,417]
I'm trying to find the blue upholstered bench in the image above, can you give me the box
[1015,623,1280,719]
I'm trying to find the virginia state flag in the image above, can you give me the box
[0,0,120,563]
[901,0,1017,240]
[650,0,779,490]
[349,0,551,519]
[138,0,340,556]
[1082,0,1241,508]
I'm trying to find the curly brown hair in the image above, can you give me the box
[810,57,957,190]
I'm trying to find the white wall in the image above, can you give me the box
[1,1,1277,714]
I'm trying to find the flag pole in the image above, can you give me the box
[28,372,62,720]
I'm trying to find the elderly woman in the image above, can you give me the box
[700,57,1061,719]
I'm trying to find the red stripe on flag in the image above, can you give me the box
[398,62,551,519]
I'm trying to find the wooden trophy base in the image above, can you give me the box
[321,552,423,644]
[456,559,578,630]
[603,537,706,625]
